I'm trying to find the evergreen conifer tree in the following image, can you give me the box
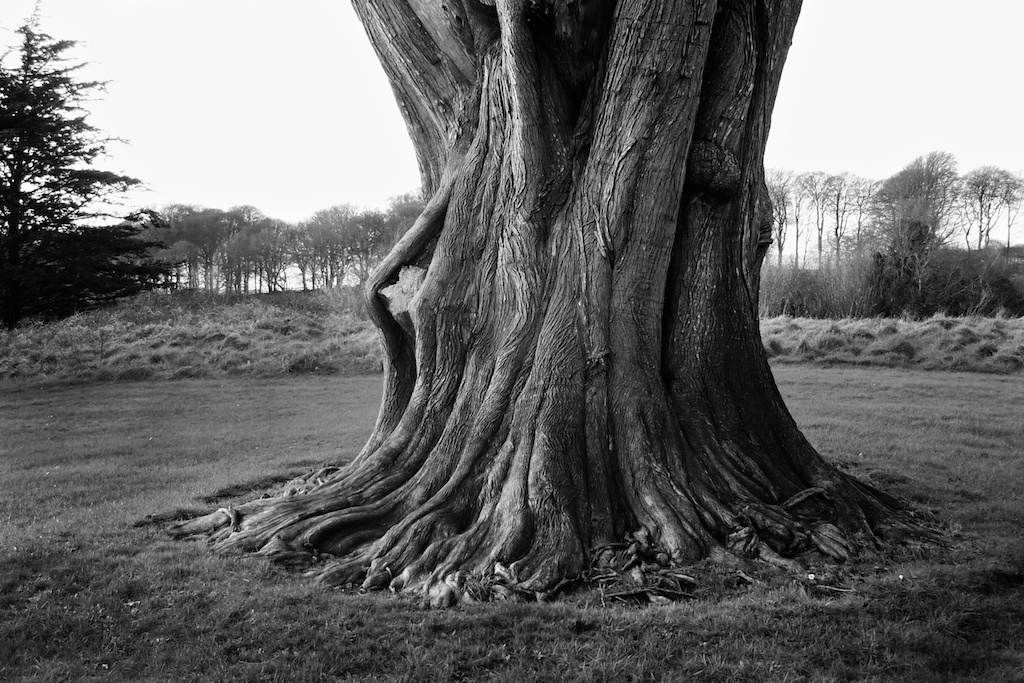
[1,20,164,328]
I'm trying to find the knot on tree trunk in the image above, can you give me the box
[686,139,741,198]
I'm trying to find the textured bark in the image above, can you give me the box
[172,0,904,602]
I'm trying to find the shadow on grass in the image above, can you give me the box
[196,470,309,504]
[132,507,209,528]
[133,467,318,527]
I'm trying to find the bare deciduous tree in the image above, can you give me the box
[961,166,1016,250]
[848,176,877,259]
[823,172,853,265]
[1001,173,1024,254]
[870,152,962,314]
[797,171,829,267]
[767,168,795,267]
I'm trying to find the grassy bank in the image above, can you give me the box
[2,368,1022,681]
[1,292,1023,381]
[0,290,381,381]
[763,314,1024,373]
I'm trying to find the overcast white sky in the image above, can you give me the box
[3,1,1023,230]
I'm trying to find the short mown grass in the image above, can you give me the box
[2,368,1023,682]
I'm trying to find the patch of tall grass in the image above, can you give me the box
[0,290,382,381]
[2,291,1022,381]
[763,314,1024,373]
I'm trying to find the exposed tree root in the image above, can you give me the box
[169,456,916,607]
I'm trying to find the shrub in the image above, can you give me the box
[869,247,1024,318]
[761,249,1024,320]
[759,262,873,318]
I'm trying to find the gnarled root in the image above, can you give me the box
[167,460,896,608]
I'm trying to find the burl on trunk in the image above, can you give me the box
[172,0,903,605]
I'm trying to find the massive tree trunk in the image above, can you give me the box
[173,0,902,602]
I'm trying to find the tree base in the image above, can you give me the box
[168,462,918,608]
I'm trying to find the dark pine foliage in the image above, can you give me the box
[1,20,163,328]
[14,219,171,320]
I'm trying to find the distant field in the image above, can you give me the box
[2,367,1022,682]
[1,291,1022,381]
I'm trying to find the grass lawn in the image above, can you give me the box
[2,367,1023,682]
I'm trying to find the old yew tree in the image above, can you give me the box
[174,0,905,604]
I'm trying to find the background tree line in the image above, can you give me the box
[146,193,424,295]
[764,151,1024,318]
